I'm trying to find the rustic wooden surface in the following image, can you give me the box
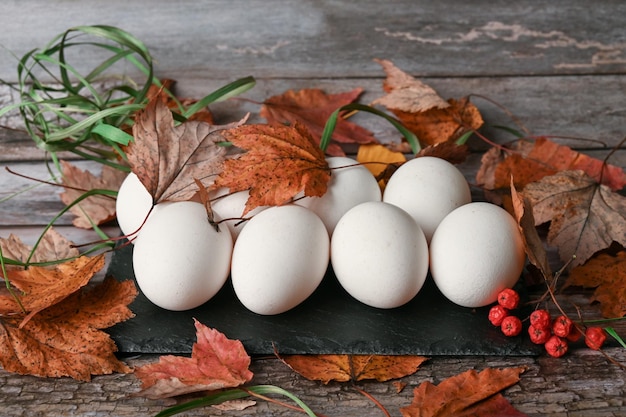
[1,1,626,416]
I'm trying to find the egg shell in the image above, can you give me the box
[132,201,233,311]
[429,202,526,308]
[383,156,471,243]
[296,156,381,236]
[231,205,329,315]
[330,201,429,309]
[115,172,153,241]
[210,188,267,240]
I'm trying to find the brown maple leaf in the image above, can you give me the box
[0,228,79,267]
[214,123,331,215]
[477,138,626,199]
[564,250,626,318]
[260,88,377,156]
[277,354,427,384]
[373,59,483,147]
[0,276,136,381]
[400,367,527,417]
[0,255,105,326]
[134,319,253,399]
[124,93,245,203]
[523,170,626,267]
[59,161,126,229]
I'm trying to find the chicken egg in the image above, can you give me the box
[210,188,267,240]
[296,156,381,236]
[115,172,153,242]
[429,202,526,308]
[330,201,429,309]
[383,156,471,243]
[231,205,329,315]
[132,201,233,311]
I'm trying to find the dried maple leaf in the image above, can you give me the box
[523,170,626,267]
[124,93,244,203]
[564,250,626,318]
[356,143,407,190]
[0,276,136,381]
[373,59,483,147]
[0,228,79,267]
[400,367,527,417]
[0,255,105,326]
[477,138,626,197]
[261,88,377,156]
[59,161,126,229]
[416,142,470,165]
[214,123,331,215]
[510,179,553,279]
[134,319,253,399]
[277,354,428,384]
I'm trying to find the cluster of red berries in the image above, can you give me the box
[488,288,608,358]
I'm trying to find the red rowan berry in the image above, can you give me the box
[497,288,520,310]
[545,335,568,358]
[488,304,510,326]
[528,324,551,345]
[501,315,523,337]
[530,309,551,330]
[552,315,573,338]
[585,327,607,350]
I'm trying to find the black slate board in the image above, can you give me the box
[106,242,542,356]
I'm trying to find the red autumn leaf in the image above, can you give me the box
[260,88,377,156]
[134,319,253,399]
[477,137,626,197]
[523,170,626,267]
[277,354,428,384]
[564,250,626,318]
[59,161,126,229]
[124,93,245,203]
[400,367,527,417]
[0,228,79,267]
[214,123,331,215]
[373,59,483,147]
[0,274,137,381]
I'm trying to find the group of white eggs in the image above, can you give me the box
[116,156,526,315]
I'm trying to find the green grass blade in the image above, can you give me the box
[605,327,626,349]
[182,76,256,118]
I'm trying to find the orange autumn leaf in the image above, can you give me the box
[59,161,126,229]
[565,251,626,318]
[0,255,105,326]
[0,228,79,267]
[214,123,331,215]
[124,93,244,204]
[134,319,253,399]
[373,59,483,147]
[261,88,377,156]
[356,143,407,190]
[523,170,626,267]
[400,367,527,417]
[277,354,428,384]
[0,276,137,381]
[477,137,626,194]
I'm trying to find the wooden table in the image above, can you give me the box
[1,1,625,415]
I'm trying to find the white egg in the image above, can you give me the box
[116,172,153,242]
[132,201,233,311]
[330,201,429,309]
[383,156,471,243]
[429,202,526,308]
[231,205,329,315]
[210,188,267,241]
[296,156,381,236]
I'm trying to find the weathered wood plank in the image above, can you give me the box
[2,75,626,161]
[1,0,625,83]
[0,348,624,417]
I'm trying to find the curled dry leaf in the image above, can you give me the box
[261,88,377,156]
[134,319,253,399]
[0,274,137,381]
[400,367,527,417]
[565,250,626,318]
[277,353,428,384]
[373,59,483,147]
[523,170,626,267]
[214,123,331,215]
[125,93,245,203]
[0,227,78,267]
[59,161,126,229]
